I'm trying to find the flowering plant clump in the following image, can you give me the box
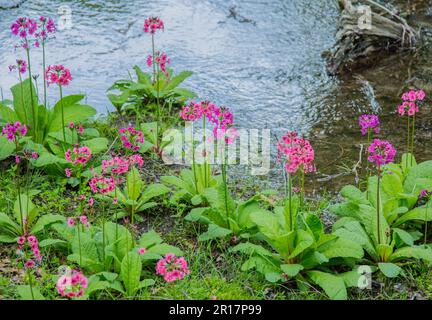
[143,17,164,34]
[359,114,380,137]
[1,122,27,141]
[8,59,27,74]
[119,127,144,151]
[56,269,88,298]
[65,145,92,166]
[367,139,396,167]
[156,253,190,282]
[45,65,72,86]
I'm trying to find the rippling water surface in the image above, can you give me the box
[1,0,431,191]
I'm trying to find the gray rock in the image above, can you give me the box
[0,0,25,9]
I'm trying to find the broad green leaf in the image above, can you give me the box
[394,205,432,226]
[0,135,14,160]
[307,271,347,300]
[121,251,142,297]
[390,246,432,263]
[48,104,96,133]
[198,224,232,241]
[378,262,402,278]
[280,264,304,277]
[16,285,45,300]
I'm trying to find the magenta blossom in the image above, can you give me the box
[1,122,27,141]
[10,17,39,48]
[45,65,72,86]
[143,17,164,34]
[359,114,380,136]
[156,253,190,282]
[17,235,41,263]
[119,127,144,151]
[367,139,396,167]
[8,59,27,74]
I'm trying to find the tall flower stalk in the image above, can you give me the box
[9,60,28,125]
[367,139,396,249]
[398,90,425,167]
[2,122,27,232]
[36,16,56,110]
[419,190,431,245]
[277,131,315,217]
[143,17,164,148]
[10,17,39,137]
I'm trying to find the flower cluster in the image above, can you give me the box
[143,17,164,34]
[277,131,315,174]
[10,17,38,48]
[65,145,92,166]
[89,174,117,194]
[8,59,27,74]
[359,114,380,136]
[398,89,426,116]
[1,122,27,141]
[17,235,41,268]
[147,51,170,75]
[367,139,396,167]
[156,253,190,282]
[56,269,88,298]
[119,127,144,151]
[35,16,56,41]
[45,65,72,86]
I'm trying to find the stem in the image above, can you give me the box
[406,115,410,168]
[203,117,207,188]
[27,270,35,300]
[18,73,28,125]
[102,202,106,267]
[191,123,198,193]
[377,166,381,245]
[151,34,156,83]
[59,85,66,148]
[425,200,429,245]
[222,152,230,230]
[15,139,24,233]
[78,202,83,266]
[42,39,47,110]
[288,173,293,231]
[25,45,37,140]
[300,168,305,210]
[411,113,415,166]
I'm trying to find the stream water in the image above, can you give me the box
[0,0,431,193]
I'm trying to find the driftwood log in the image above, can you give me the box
[327,0,419,75]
